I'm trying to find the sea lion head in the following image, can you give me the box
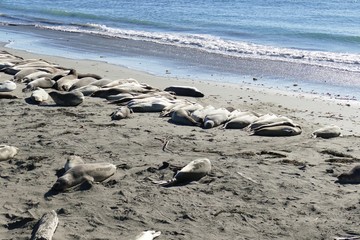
[204,120,215,129]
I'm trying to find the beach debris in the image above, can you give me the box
[52,162,116,191]
[134,230,161,240]
[164,85,205,97]
[0,80,16,92]
[311,125,341,139]
[0,145,18,161]
[31,210,58,240]
[153,158,211,187]
[336,165,360,184]
[237,171,259,185]
[110,106,133,120]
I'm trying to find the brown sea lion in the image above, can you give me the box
[48,90,84,106]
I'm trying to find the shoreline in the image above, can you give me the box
[1,25,360,101]
[1,37,360,239]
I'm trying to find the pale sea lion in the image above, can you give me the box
[251,125,302,137]
[30,88,49,103]
[22,71,53,83]
[49,90,84,106]
[102,78,139,88]
[0,145,18,161]
[203,108,231,129]
[110,106,133,120]
[89,78,115,87]
[52,163,116,191]
[127,97,175,112]
[336,165,360,184]
[155,158,211,187]
[134,230,161,240]
[0,80,16,92]
[311,125,341,139]
[68,77,98,90]
[249,114,296,130]
[64,155,85,172]
[164,85,204,97]
[31,210,58,240]
[171,109,200,126]
[190,105,216,123]
[23,77,56,92]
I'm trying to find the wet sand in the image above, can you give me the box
[0,46,360,239]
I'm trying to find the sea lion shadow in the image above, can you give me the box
[44,188,60,198]
[334,179,360,185]
[24,97,38,105]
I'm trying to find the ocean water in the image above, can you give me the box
[0,0,359,99]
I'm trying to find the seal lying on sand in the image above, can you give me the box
[154,158,211,187]
[336,165,360,184]
[52,162,116,191]
[31,210,58,240]
[251,125,302,137]
[134,230,161,240]
[110,106,133,120]
[0,80,16,92]
[30,88,49,103]
[64,155,85,172]
[311,125,341,139]
[49,90,84,106]
[171,109,200,126]
[0,145,18,161]
[164,85,204,97]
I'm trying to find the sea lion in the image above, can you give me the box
[64,155,85,172]
[127,97,175,112]
[102,78,139,88]
[311,125,341,139]
[54,69,79,91]
[164,85,204,97]
[171,109,200,126]
[203,108,231,129]
[154,158,211,187]
[249,114,296,130]
[68,77,98,90]
[23,77,56,92]
[0,93,18,99]
[52,163,116,191]
[223,113,259,129]
[134,230,161,240]
[89,78,115,87]
[336,165,360,184]
[161,101,203,117]
[22,71,53,83]
[30,88,49,103]
[251,125,302,137]
[48,90,84,106]
[0,145,18,161]
[190,105,216,123]
[76,85,100,96]
[110,106,133,120]
[0,80,16,92]
[31,210,58,240]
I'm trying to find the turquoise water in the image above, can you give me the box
[0,0,360,98]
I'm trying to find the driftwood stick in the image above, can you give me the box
[236,171,259,185]
[32,210,58,240]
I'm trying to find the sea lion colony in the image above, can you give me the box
[0,50,356,239]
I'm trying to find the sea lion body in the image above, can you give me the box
[64,155,85,172]
[23,77,55,92]
[158,158,211,187]
[0,80,16,92]
[31,88,49,103]
[224,113,259,129]
[49,90,84,106]
[127,97,174,112]
[203,108,231,129]
[311,125,341,139]
[110,106,132,120]
[76,85,100,96]
[337,165,360,184]
[164,85,204,97]
[0,145,18,161]
[252,125,302,137]
[53,163,116,191]
[68,77,98,90]
[171,109,200,126]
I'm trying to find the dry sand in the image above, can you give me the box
[0,46,360,240]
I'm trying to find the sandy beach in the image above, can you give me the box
[1,46,360,240]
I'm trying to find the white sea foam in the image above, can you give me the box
[37,24,360,72]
